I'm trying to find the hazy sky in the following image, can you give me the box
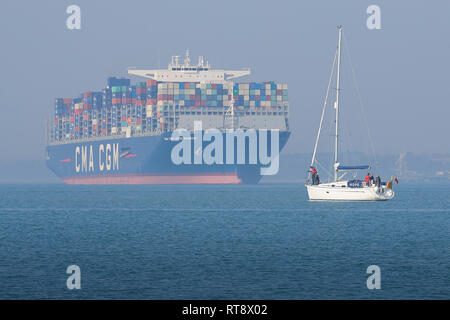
[0,0,449,162]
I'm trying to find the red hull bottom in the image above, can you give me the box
[63,173,242,185]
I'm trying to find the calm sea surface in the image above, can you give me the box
[0,183,448,299]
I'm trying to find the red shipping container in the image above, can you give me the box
[121,116,126,121]
[54,119,59,125]
[136,119,142,125]
[75,126,79,132]
[266,95,271,101]
[127,117,131,124]
[146,79,156,86]
[83,115,88,121]
[201,100,206,106]
[83,92,92,98]
[63,98,72,104]
[195,100,200,107]
[70,116,74,122]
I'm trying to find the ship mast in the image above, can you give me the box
[334,26,343,182]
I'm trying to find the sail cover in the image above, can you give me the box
[337,165,371,171]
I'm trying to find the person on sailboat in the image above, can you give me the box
[365,173,370,186]
[309,166,319,185]
[376,175,381,188]
[370,173,374,186]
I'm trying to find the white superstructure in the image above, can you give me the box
[128,50,251,83]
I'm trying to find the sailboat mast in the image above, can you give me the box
[334,25,343,182]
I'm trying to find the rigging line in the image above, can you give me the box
[314,159,331,180]
[308,48,338,181]
[342,33,378,167]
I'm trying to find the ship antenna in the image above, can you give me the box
[184,49,190,66]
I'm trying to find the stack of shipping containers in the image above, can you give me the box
[52,77,288,142]
[146,79,158,132]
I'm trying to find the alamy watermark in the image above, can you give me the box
[367,5,381,30]
[170,121,280,175]
[366,265,381,289]
[66,5,81,30]
[66,264,81,290]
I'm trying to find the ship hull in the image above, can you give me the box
[306,182,395,201]
[46,131,290,184]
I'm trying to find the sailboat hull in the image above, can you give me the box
[306,183,394,201]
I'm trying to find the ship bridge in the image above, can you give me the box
[128,50,250,83]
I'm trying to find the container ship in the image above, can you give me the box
[46,51,291,184]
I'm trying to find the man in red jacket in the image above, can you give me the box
[309,166,318,185]
[365,173,371,185]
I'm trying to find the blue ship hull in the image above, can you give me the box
[46,131,290,184]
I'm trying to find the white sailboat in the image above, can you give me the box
[306,26,395,201]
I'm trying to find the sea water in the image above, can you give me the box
[0,183,448,299]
